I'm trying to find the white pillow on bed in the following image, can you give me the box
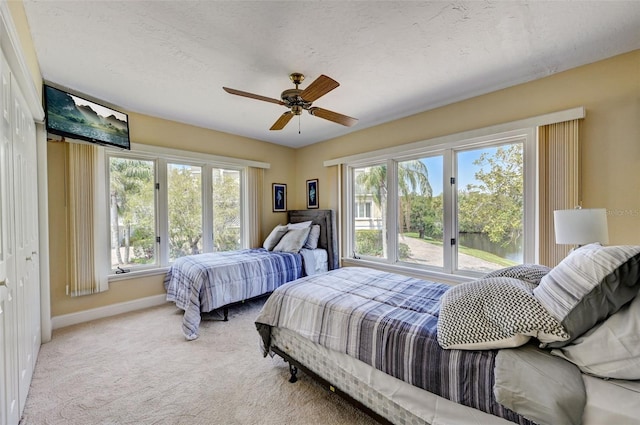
[273,227,311,253]
[263,224,288,250]
[287,220,312,230]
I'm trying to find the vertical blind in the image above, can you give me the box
[538,119,581,267]
[66,142,108,296]
[246,166,263,248]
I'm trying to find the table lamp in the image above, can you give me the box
[554,208,609,248]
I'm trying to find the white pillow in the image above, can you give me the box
[273,227,312,253]
[262,224,288,250]
[287,220,312,230]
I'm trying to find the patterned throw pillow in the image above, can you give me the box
[484,264,552,285]
[437,277,569,350]
[533,244,640,347]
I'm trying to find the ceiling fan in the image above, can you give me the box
[223,73,358,130]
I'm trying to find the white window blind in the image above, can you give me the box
[538,119,581,267]
[246,166,263,248]
[66,142,108,296]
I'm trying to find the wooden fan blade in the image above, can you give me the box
[223,87,285,106]
[308,107,358,127]
[300,75,339,102]
[270,111,294,130]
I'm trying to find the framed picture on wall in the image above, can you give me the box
[272,183,287,212]
[306,179,319,209]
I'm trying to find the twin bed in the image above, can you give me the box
[165,210,640,424]
[255,244,640,425]
[164,209,337,340]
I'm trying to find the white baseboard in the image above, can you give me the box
[51,294,170,330]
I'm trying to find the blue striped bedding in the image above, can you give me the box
[165,248,302,340]
[256,266,533,424]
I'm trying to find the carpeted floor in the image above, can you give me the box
[21,299,382,425]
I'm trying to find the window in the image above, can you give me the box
[212,168,241,251]
[347,129,533,278]
[397,155,444,267]
[355,202,372,218]
[167,162,203,261]
[456,143,524,272]
[109,157,156,271]
[107,149,246,275]
[353,164,386,259]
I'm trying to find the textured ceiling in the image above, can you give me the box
[22,1,640,148]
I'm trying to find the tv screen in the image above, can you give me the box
[44,84,130,150]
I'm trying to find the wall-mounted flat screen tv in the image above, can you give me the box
[44,84,130,150]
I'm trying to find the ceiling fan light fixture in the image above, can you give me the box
[289,72,305,87]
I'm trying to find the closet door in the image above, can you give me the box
[24,110,40,372]
[11,72,38,412]
[0,50,19,425]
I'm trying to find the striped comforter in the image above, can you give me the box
[255,267,532,424]
[165,248,302,340]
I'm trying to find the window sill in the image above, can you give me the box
[108,267,170,282]
[340,258,474,286]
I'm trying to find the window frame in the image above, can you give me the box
[344,128,536,282]
[105,143,255,279]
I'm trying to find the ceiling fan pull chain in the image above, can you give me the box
[299,115,301,134]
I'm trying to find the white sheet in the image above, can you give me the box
[581,375,640,424]
[299,248,328,276]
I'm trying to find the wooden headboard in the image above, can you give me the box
[287,209,339,270]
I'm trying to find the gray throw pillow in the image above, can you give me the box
[273,227,311,253]
[495,343,586,425]
[533,244,640,347]
[303,225,321,249]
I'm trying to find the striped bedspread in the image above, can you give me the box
[165,248,302,340]
[255,267,532,424]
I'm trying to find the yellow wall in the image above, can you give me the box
[294,50,640,247]
[6,0,41,99]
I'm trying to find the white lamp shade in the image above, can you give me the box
[554,208,609,245]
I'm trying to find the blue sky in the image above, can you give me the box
[420,147,497,196]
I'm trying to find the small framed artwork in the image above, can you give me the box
[272,183,287,212]
[306,179,319,209]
